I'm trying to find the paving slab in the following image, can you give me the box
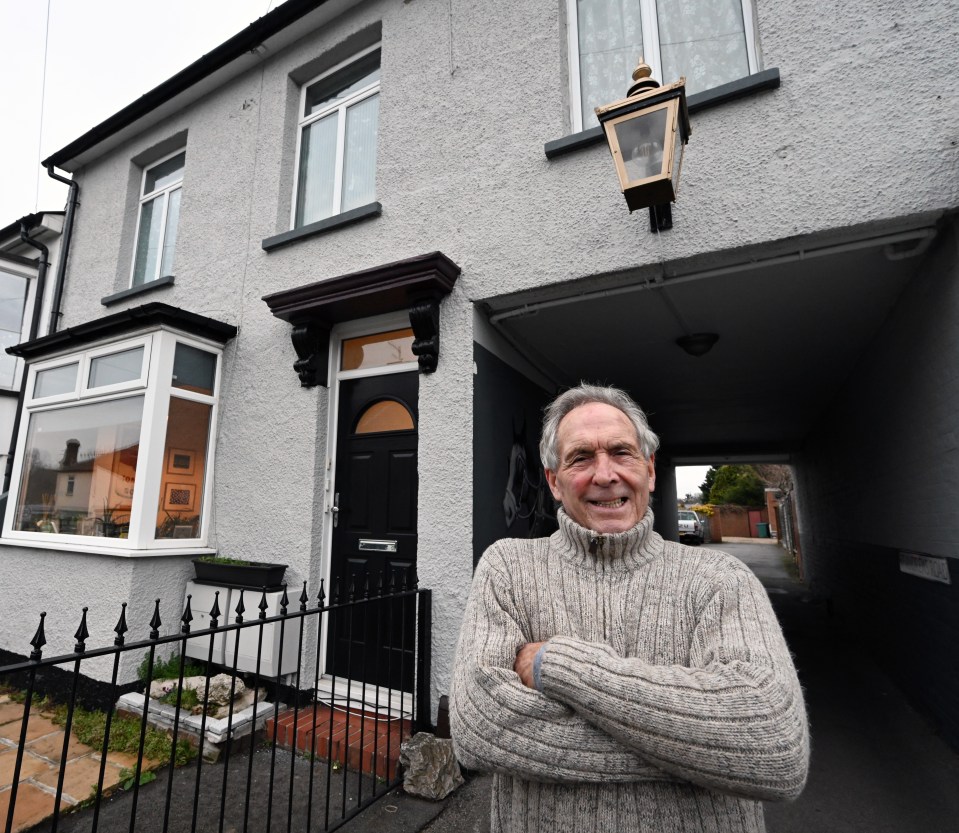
[0,782,58,832]
[0,748,53,784]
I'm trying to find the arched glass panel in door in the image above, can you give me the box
[354,399,415,434]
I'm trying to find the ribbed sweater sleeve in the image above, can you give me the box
[538,563,810,801]
[450,550,670,784]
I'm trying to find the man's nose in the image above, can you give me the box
[592,453,618,483]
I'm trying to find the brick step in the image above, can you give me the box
[266,704,409,780]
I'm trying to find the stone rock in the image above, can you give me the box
[148,673,248,712]
[204,674,246,706]
[210,686,266,719]
[400,732,464,800]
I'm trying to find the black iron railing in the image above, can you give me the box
[0,574,432,833]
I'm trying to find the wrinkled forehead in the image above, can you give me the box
[556,403,641,449]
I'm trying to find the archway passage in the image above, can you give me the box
[473,219,959,750]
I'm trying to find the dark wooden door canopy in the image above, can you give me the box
[262,251,461,387]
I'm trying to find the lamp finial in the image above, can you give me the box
[628,58,660,97]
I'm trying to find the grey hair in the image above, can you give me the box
[539,383,660,471]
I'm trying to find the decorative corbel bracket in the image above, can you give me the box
[408,296,440,373]
[263,251,460,388]
[290,323,331,387]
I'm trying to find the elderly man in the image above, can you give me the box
[450,383,809,833]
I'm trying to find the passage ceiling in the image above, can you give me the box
[480,227,937,463]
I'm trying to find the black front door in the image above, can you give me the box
[327,372,418,688]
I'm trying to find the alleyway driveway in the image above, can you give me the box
[712,541,959,833]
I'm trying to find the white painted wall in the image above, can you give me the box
[0,0,956,711]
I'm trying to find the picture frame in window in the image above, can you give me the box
[111,447,138,499]
[162,483,196,512]
[166,448,195,475]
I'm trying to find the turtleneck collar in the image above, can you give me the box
[552,507,664,572]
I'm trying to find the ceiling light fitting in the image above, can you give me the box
[676,332,719,357]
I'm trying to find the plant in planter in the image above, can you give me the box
[192,555,288,589]
[156,511,200,539]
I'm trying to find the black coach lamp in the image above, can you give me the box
[595,59,691,232]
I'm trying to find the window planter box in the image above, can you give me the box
[192,558,288,590]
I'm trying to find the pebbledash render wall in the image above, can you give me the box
[795,221,959,748]
[0,0,957,708]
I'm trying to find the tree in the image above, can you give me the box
[700,466,720,501]
[707,465,765,506]
[752,463,794,495]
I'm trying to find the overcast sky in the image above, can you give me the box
[1,0,275,224]
[675,466,709,501]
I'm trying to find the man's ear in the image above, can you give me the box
[544,468,562,501]
[647,453,656,492]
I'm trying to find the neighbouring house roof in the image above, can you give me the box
[0,213,65,262]
[44,0,346,172]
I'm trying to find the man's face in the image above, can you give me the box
[545,402,656,534]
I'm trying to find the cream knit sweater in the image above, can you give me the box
[450,509,809,833]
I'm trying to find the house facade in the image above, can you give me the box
[1,0,957,743]
[0,213,65,483]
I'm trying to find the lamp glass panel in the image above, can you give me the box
[614,107,668,184]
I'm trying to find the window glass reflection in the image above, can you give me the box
[88,347,144,388]
[172,343,217,395]
[15,397,143,538]
[341,328,415,371]
[34,363,79,399]
[155,397,211,539]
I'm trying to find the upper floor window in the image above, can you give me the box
[0,268,29,389]
[132,149,185,286]
[3,329,221,552]
[293,46,380,228]
[569,0,758,131]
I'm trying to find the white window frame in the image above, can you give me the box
[1,327,222,556]
[566,0,759,133]
[0,263,38,392]
[130,148,185,287]
[291,43,381,228]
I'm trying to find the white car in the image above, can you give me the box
[678,510,704,545]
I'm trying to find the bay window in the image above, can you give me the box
[293,46,380,228]
[4,328,222,552]
[131,149,185,286]
[569,0,758,131]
